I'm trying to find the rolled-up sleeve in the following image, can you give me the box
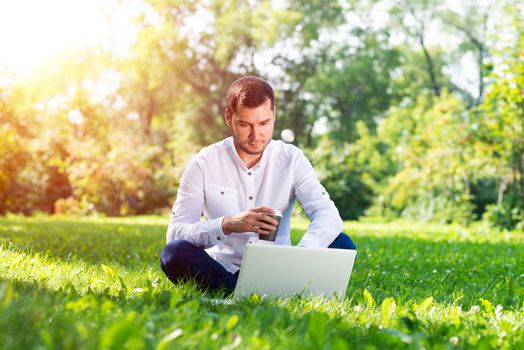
[166,158,227,248]
[293,152,343,247]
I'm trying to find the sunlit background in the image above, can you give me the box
[0,0,138,75]
[0,0,522,230]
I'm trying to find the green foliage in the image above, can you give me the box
[0,216,523,349]
[306,138,373,220]
[0,124,32,214]
[470,178,499,219]
[1,0,524,227]
[306,120,398,220]
[301,30,401,143]
[343,93,480,224]
[483,201,523,231]
[475,10,524,227]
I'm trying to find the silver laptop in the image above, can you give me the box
[233,242,357,301]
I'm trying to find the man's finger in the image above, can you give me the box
[254,212,278,225]
[257,229,270,236]
[259,213,279,226]
[252,225,270,236]
[252,206,275,214]
[256,220,277,231]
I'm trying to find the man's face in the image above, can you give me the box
[225,98,275,159]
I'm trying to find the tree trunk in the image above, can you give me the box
[305,124,313,148]
[498,175,508,205]
[517,150,524,222]
[144,92,155,137]
[520,104,524,222]
[419,34,441,97]
[464,172,470,196]
[443,12,489,107]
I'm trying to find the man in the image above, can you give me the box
[160,76,356,293]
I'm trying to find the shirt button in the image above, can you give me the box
[220,191,224,195]
[217,236,221,240]
[249,196,253,200]
[248,172,252,175]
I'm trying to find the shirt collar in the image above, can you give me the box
[253,139,272,170]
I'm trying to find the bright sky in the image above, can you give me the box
[0,0,487,97]
[0,0,140,76]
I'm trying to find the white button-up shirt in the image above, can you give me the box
[166,137,343,273]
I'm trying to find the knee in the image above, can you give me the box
[329,232,357,250]
[161,240,198,268]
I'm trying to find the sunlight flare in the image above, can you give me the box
[0,0,138,75]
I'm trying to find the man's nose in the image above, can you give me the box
[250,125,260,136]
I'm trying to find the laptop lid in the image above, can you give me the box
[233,242,357,301]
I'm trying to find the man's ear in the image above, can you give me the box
[225,108,232,128]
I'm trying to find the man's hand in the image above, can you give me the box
[222,207,279,236]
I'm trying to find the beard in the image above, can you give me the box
[236,138,270,156]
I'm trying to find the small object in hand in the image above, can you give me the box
[259,210,282,242]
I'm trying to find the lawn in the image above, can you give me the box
[0,215,523,349]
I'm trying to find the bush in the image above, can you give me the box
[400,192,475,225]
[483,200,523,230]
[469,177,498,219]
[54,197,97,216]
[305,132,388,220]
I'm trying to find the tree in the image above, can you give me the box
[302,31,400,143]
[477,7,524,227]
[389,0,446,97]
[438,0,492,107]
[364,92,477,223]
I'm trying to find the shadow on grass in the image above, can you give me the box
[0,217,166,267]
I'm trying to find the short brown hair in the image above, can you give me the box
[226,76,275,114]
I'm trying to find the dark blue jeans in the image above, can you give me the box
[160,233,356,293]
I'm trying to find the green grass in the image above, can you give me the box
[1,215,523,349]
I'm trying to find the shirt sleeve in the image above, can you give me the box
[166,157,227,248]
[293,151,343,248]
